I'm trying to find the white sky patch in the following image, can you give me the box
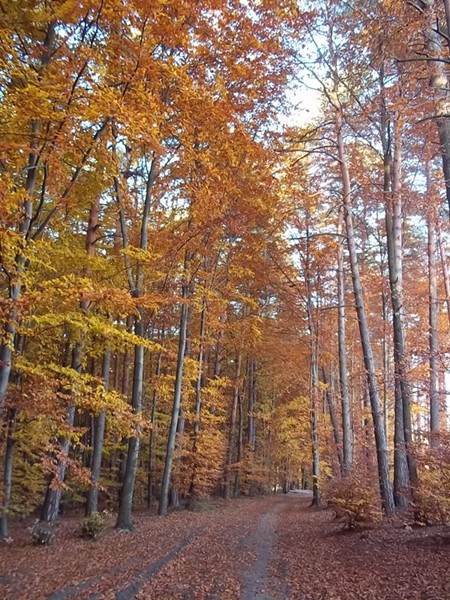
[279,85,323,127]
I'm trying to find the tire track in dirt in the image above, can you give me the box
[46,529,201,600]
[4,495,304,600]
[239,503,282,600]
[239,493,309,600]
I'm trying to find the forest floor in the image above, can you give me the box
[1,492,450,600]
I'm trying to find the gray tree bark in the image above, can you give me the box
[437,225,450,328]
[428,201,440,437]
[0,23,55,410]
[335,115,395,512]
[337,207,353,473]
[0,408,17,539]
[224,349,243,499]
[188,302,207,505]
[158,283,189,515]
[116,156,158,530]
[86,348,110,515]
[39,344,80,525]
[321,368,343,474]
[381,114,413,507]
[247,361,257,451]
[147,346,163,508]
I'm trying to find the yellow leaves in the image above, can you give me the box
[25,273,138,320]
[0,0,309,518]
[16,355,133,420]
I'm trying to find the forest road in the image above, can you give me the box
[3,490,450,599]
[136,492,305,600]
[239,492,307,600]
[2,493,306,600]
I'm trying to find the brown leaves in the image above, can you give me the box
[3,495,449,600]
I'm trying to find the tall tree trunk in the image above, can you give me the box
[321,368,343,474]
[382,115,412,506]
[86,348,110,515]
[303,214,321,507]
[116,317,145,529]
[170,407,185,509]
[310,357,321,507]
[0,408,18,539]
[158,284,189,516]
[188,302,207,505]
[234,387,244,498]
[381,287,390,441]
[247,361,257,451]
[247,360,258,495]
[0,23,56,411]
[116,156,157,530]
[147,347,163,508]
[224,350,243,499]
[428,204,440,438]
[0,331,26,539]
[118,316,133,484]
[437,224,450,329]
[337,207,353,473]
[336,115,395,512]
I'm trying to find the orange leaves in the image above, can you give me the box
[0,0,306,526]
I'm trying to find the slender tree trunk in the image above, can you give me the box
[116,155,157,529]
[382,116,411,506]
[0,23,55,411]
[248,361,257,450]
[336,116,395,513]
[224,350,242,499]
[86,348,110,515]
[188,302,207,505]
[247,360,258,495]
[234,388,244,497]
[158,284,189,516]
[337,207,352,473]
[311,357,320,507]
[116,317,145,529]
[122,321,133,398]
[419,0,450,212]
[0,408,18,539]
[213,311,226,378]
[428,206,440,438]
[300,208,322,506]
[0,329,27,539]
[118,316,133,484]
[322,368,343,474]
[147,348,163,508]
[381,287,390,441]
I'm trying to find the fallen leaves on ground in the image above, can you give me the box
[1,495,449,600]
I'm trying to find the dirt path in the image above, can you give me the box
[1,493,450,599]
[240,503,281,600]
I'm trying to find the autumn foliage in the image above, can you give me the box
[1,0,450,551]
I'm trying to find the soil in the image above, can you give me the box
[1,492,449,599]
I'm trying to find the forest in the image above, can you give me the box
[1,0,450,598]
